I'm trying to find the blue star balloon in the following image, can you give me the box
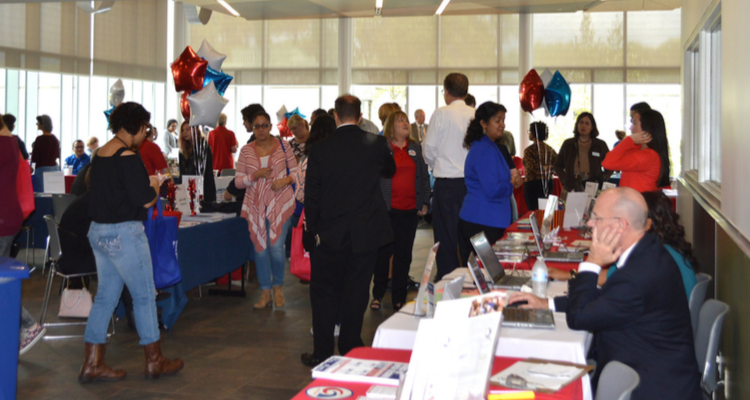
[544,71,572,117]
[192,64,233,97]
[284,107,307,120]
[104,105,115,123]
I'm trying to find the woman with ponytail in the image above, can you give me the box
[459,102,515,248]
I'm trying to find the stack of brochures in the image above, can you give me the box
[311,356,408,386]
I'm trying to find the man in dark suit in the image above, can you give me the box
[301,95,396,366]
[409,109,428,144]
[512,188,701,399]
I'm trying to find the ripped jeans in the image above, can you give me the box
[85,221,159,345]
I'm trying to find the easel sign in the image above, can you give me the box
[414,242,439,318]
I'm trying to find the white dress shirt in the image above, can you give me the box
[548,240,639,311]
[422,100,474,178]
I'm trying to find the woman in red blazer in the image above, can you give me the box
[602,109,671,192]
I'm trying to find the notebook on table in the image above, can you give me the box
[529,213,585,263]
[470,232,530,289]
[467,253,555,330]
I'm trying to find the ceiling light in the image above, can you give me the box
[216,0,240,17]
[435,0,451,15]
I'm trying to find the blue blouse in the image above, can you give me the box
[459,135,514,228]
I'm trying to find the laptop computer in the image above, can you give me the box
[529,213,585,263]
[470,232,530,289]
[467,253,556,330]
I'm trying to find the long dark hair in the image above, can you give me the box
[642,191,697,271]
[573,112,599,140]
[639,110,670,187]
[464,102,507,149]
[304,115,336,155]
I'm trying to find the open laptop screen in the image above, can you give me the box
[470,232,505,283]
[467,253,491,295]
[529,213,545,255]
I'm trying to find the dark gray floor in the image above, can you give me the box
[16,225,433,400]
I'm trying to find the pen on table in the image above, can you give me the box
[488,391,535,400]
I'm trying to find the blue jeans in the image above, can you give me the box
[33,166,58,192]
[254,217,292,290]
[85,221,159,345]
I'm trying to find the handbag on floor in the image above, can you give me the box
[58,279,93,318]
[290,209,311,281]
[144,198,182,289]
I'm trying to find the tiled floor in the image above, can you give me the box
[15,223,434,400]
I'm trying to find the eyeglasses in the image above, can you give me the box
[589,214,620,224]
[74,146,84,149]
[253,124,271,129]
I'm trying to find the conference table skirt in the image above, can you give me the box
[158,216,254,330]
[292,348,584,400]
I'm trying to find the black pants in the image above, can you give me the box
[310,239,377,360]
[459,218,506,254]
[372,209,419,306]
[524,179,554,211]
[432,178,467,281]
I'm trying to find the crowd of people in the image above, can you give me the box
[4,70,694,395]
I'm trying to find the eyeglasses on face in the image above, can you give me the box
[74,146,84,149]
[589,213,621,224]
[253,123,271,129]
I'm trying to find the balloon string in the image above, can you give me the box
[533,123,550,198]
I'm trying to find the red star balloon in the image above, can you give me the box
[519,69,545,113]
[171,46,208,93]
[180,91,191,120]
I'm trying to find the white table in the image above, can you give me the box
[372,268,594,400]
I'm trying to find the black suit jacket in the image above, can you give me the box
[566,232,702,400]
[305,124,396,253]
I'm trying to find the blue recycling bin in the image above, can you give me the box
[0,257,30,400]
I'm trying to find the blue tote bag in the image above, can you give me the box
[143,198,182,289]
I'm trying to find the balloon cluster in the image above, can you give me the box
[275,107,307,139]
[104,79,125,123]
[519,68,571,117]
[171,40,232,128]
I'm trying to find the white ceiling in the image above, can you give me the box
[180,0,682,20]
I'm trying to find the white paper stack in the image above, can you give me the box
[311,356,408,386]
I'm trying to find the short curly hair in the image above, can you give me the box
[109,102,151,136]
[529,121,549,142]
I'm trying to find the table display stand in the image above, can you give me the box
[0,257,31,400]
[208,262,247,298]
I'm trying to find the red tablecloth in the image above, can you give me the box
[293,347,583,400]
[64,175,75,194]
[501,211,583,273]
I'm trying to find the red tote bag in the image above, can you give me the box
[17,157,35,220]
[290,209,311,281]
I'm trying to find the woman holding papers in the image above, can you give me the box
[459,102,515,248]
[371,111,431,311]
[602,109,670,193]
[235,111,297,309]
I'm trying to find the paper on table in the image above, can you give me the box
[311,356,407,386]
[527,363,582,379]
[602,182,617,191]
[563,192,589,229]
[366,385,398,399]
[584,182,598,198]
[174,184,191,213]
[215,176,234,202]
[414,243,439,317]
[43,171,65,194]
[490,361,583,392]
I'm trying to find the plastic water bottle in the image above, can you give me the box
[531,257,549,298]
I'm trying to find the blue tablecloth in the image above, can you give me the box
[15,195,54,249]
[158,216,254,330]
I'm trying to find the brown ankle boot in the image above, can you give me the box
[78,343,127,384]
[144,341,183,380]
[254,289,272,309]
[272,285,285,308]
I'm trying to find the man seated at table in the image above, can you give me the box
[64,140,90,175]
[509,187,701,400]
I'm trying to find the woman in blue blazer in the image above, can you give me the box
[459,102,515,249]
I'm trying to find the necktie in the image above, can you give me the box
[419,125,424,141]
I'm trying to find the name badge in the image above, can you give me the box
[408,149,416,156]
[592,152,600,157]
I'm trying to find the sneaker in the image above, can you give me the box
[20,324,46,355]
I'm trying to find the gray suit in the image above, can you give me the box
[409,123,428,143]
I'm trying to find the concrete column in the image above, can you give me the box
[338,17,352,96]
[518,13,533,152]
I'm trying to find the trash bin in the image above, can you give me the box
[0,256,30,400]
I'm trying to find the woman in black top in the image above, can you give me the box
[79,103,183,384]
[178,121,216,203]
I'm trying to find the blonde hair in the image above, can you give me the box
[378,103,402,125]
[287,115,309,130]
[217,113,227,127]
[383,111,409,142]
[86,136,98,147]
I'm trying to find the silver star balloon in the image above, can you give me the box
[196,39,227,72]
[187,81,228,128]
[109,79,125,107]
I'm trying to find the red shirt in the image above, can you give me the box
[208,126,238,171]
[138,139,168,175]
[390,142,416,210]
[601,136,661,193]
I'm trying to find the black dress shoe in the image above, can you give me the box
[301,353,324,367]
[406,277,420,291]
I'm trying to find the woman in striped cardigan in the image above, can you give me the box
[235,111,297,309]
[371,111,431,311]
